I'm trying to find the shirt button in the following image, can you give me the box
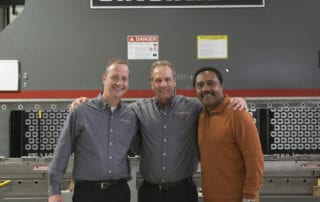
[163,125,167,128]
[108,170,112,173]
[110,142,113,146]
[110,129,113,132]
[164,112,167,115]
[163,139,167,142]
[109,156,112,159]
[162,166,166,170]
[163,153,166,156]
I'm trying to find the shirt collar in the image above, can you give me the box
[205,94,230,115]
[154,95,177,109]
[96,93,122,110]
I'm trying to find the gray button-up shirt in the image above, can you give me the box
[48,93,138,195]
[130,95,202,183]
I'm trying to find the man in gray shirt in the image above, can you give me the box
[48,58,138,202]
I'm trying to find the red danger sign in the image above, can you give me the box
[128,35,158,42]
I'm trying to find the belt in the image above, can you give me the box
[143,178,192,191]
[76,179,127,189]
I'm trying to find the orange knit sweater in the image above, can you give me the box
[198,95,264,202]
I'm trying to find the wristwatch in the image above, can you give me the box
[242,199,255,202]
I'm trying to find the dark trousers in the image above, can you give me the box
[73,181,130,202]
[138,178,198,202]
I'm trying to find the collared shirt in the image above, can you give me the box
[130,95,203,184]
[198,95,264,201]
[48,93,138,195]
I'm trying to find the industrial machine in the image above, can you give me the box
[0,156,72,202]
[1,156,320,202]
[136,155,320,202]
[0,97,320,202]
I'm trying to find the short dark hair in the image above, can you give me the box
[193,67,223,87]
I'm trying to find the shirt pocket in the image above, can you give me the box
[116,118,136,144]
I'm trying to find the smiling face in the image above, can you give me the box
[150,65,176,106]
[102,63,129,102]
[195,71,224,112]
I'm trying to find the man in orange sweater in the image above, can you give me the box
[193,67,264,202]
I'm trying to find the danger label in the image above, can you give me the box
[128,35,158,42]
[127,35,159,60]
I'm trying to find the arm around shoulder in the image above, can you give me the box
[229,97,248,111]
[69,97,89,111]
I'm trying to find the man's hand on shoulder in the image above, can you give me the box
[69,97,88,111]
[228,97,248,111]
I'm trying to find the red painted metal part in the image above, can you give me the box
[0,89,319,99]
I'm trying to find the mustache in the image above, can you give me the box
[201,91,215,98]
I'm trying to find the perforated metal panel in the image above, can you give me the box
[247,98,320,155]
[10,110,68,157]
[4,98,320,157]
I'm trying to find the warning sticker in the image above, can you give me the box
[301,163,320,168]
[197,35,228,59]
[33,165,49,171]
[127,35,159,60]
